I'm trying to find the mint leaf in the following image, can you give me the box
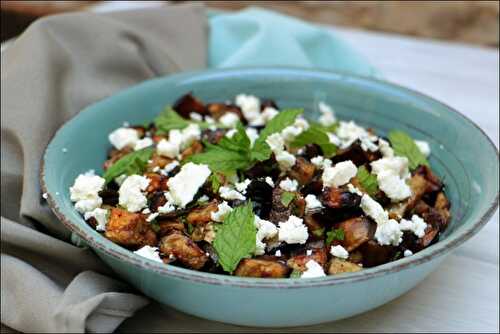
[280,191,296,207]
[251,109,304,161]
[154,107,210,134]
[213,202,257,273]
[188,123,253,174]
[209,173,223,193]
[290,124,337,157]
[326,228,345,245]
[103,147,154,183]
[388,131,429,170]
[356,165,379,196]
[290,269,302,278]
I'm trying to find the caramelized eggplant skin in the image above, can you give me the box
[321,187,361,210]
[234,258,290,278]
[157,219,185,238]
[359,240,394,268]
[287,248,328,272]
[186,200,219,225]
[288,157,316,185]
[335,216,375,251]
[206,103,244,121]
[173,93,206,118]
[105,208,157,248]
[159,233,208,270]
[144,172,168,193]
[328,258,362,275]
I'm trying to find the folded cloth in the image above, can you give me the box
[209,7,377,76]
[1,4,376,333]
[1,3,207,333]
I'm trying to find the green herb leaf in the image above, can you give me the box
[154,107,210,134]
[280,191,296,207]
[312,227,325,238]
[251,109,304,161]
[103,147,154,183]
[150,221,160,233]
[356,165,379,196]
[213,202,257,273]
[290,124,337,157]
[188,122,253,174]
[326,228,345,245]
[388,130,429,170]
[290,269,302,278]
[209,173,223,193]
[187,222,194,235]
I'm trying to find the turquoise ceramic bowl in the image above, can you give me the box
[42,67,499,327]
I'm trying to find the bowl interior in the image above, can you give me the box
[43,67,499,283]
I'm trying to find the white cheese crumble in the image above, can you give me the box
[133,245,163,263]
[167,163,211,208]
[134,137,153,151]
[198,195,209,202]
[211,201,233,222]
[235,94,262,126]
[275,250,282,257]
[327,132,342,146]
[311,156,332,169]
[246,127,259,147]
[261,106,279,122]
[142,208,151,214]
[84,208,108,231]
[265,176,275,187]
[118,175,150,212]
[399,214,428,238]
[279,178,298,192]
[336,121,378,151]
[114,174,127,186]
[69,170,105,214]
[378,139,394,158]
[219,112,240,128]
[306,249,313,256]
[305,194,323,211]
[189,112,203,122]
[415,140,431,157]
[347,183,363,196]
[254,216,278,255]
[404,249,414,257]
[374,219,403,246]
[360,194,389,225]
[42,192,48,199]
[265,133,296,170]
[318,101,336,126]
[322,160,357,188]
[278,215,309,244]
[371,157,411,202]
[301,260,326,278]
[235,179,252,194]
[219,186,246,201]
[180,124,202,149]
[108,127,139,150]
[162,160,180,175]
[225,129,237,138]
[158,199,175,214]
[157,130,182,158]
[330,245,349,259]
[146,213,159,223]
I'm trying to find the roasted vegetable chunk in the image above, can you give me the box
[328,258,362,275]
[186,200,219,225]
[206,103,244,121]
[144,172,168,193]
[173,93,206,118]
[287,248,328,272]
[146,153,174,172]
[157,218,185,238]
[321,187,361,210]
[288,157,316,185]
[303,214,325,240]
[359,240,394,268]
[336,216,375,251]
[235,258,290,278]
[180,140,204,160]
[105,208,157,248]
[269,187,293,223]
[159,233,208,270]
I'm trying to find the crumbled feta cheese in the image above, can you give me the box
[246,127,259,147]
[167,163,211,208]
[322,160,357,188]
[235,94,262,125]
[374,219,403,246]
[371,157,412,202]
[157,130,182,158]
[211,201,233,222]
[278,215,309,244]
[275,151,296,170]
[261,107,279,121]
[306,249,313,256]
[311,156,332,169]
[198,195,209,202]
[84,208,108,231]
[142,208,151,214]
[275,250,282,257]
[336,121,378,151]
[266,133,284,152]
[265,176,275,187]
[347,183,363,196]
[180,124,201,149]
[133,245,162,263]
[152,166,160,172]
[225,129,237,138]
[114,174,127,186]
[219,186,246,201]
[254,216,278,255]
[415,140,431,157]
[118,175,150,212]
[219,112,240,128]
[305,194,323,211]
[235,179,252,194]
[205,116,215,124]
[404,249,413,257]
[327,133,342,146]
[42,192,48,199]
[360,194,388,225]
[279,178,298,192]
[146,213,159,223]
[399,214,428,238]
[109,127,139,150]
[265,133,296,170]
[301,260,326,278]
[158,200,175,214]
[318,101,336,126]
[134,137,153,151]
[281,125,303,143]
[378,139,394,158]
[330,245,349,259]
[162,160,179,174]
[189,112,203,122]
[70,171,105,214]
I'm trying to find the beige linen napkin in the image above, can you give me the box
[0,3,207,333]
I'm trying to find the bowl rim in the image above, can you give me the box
[41,66,499,288]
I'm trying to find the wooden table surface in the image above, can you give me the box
[1,8,498,334]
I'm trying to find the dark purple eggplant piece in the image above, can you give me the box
[206,103,243,121]
[260,99,279,110]
[235,258,290,278]
[201,128,226,145]
[359,240,394,268]
[269,187,293,223]
[98,188,119,206]
[159,233,208,270]
[335,216,375,251]
[105,208,157,248]
[246,180,274,219]
[301,144,322,160]
[321,187,361,210]
[173,93,206,118]
[288,157,316,185]
[157,218,185,238]
[287,247,328,272]
[303,214,325,240]
[186,200,218,225]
